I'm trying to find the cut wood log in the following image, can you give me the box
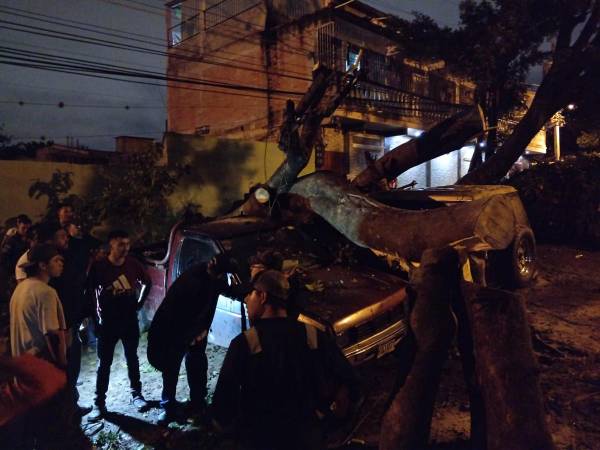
[460,284,556,450]
[380,247,458,450]
[289,171,516,267]
[352,106,485,192]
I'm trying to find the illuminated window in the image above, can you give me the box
[346,45,361,71]
[169,2,183,46]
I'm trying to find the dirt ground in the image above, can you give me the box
[40,244,600,448]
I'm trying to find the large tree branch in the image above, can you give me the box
[289,171,517,265]
[351,106,485,192]
[228,61,360,217]
[572,1,600,53]
[459,16,599,185]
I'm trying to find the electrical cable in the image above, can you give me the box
[0,45,307,97]
[0,16,312,79]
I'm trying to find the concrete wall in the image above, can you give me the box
[164,133,315,216]
[0,160,100,224]
[0,134,315,225]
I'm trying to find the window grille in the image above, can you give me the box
[316,22,336,69]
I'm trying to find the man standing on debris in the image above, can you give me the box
[147,253,240,424]
[86,230,151,421]
[211,269,361,450]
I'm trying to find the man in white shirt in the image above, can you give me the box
[10,243,67,366]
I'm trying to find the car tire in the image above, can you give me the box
[508,228,537,288]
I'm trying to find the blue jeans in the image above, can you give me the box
[160,338,208,411]
[95,321,142,405]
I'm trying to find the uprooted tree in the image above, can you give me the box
[210,2,600,448]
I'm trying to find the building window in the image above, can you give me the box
[168,1,201,47]
[346,45,361,71]
[169,2,183,46]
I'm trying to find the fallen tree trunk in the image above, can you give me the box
[289,171,516,265]
[380,247,458,450]
[460,284,556,450]
[352,106,485,191]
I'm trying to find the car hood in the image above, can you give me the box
[294,264,407,331]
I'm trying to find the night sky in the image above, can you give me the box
[0,1,461,150]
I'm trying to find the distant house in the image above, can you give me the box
[0,136,163,165]
[165,0,477,186]
[34,144,112,165]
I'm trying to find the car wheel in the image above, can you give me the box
[509,228,536,288]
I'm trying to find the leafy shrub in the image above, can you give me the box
[509,153,600,248]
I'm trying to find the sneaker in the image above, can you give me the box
[82,421,104,437]
[87,404,106,422]
[157,409,178,425]
[132,395,149,412]
[185,401,209,426]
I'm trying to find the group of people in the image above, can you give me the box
[1,206,362,449]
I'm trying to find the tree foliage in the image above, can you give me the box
[28,170,85,224]
[462,0,600,184]
[509,154,600,247]
[0,126,52,159]
[27,148,193,243]
[91,149,190,243]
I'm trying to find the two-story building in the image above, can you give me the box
[165,0,477,186]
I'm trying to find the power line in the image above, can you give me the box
[0,100,164,109]
[0,15,312,79]
[0,99,267,110]
[0,4,165,45]
[0,4,314,73]
[0,58,302,102]
[0,45,307,97]
[10,131,163,140]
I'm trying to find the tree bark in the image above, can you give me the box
[380,247,458,450]
[228,63,360,217]
[289,171,516,264]
[460,284,556,450]
[351,106,485,191]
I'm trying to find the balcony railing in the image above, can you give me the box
[205,0,261,29]
[346,82,466,122]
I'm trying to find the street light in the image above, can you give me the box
[550,110,566,161]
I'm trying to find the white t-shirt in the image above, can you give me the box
[15,250,28,281]
[10,278,66,358]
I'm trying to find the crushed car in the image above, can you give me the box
[137,184,535,364]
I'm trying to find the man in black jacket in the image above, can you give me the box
[147,254,239,424]
[211,270,361,450]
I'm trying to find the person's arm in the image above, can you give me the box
[134,258,152,309]
[319,331,362,402]
[210,335,245,433]
[44,330,68,368]
[39,290,68,368]
[0,355,66,426]
[83,263,99,319]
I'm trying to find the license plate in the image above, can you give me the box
[377,340,396,358]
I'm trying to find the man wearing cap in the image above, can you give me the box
[211,269,361,450]
[86,229,151,421]
[148,253,239,424]
[8,243,92,449]
[10,243,67,364]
